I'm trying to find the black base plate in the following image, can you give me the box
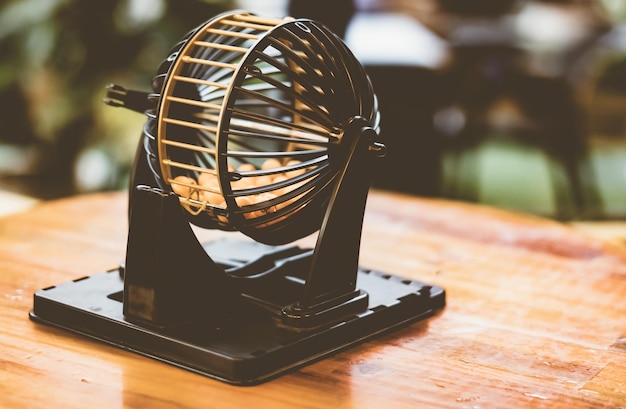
[30,242,445,385]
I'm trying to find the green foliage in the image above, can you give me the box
[0,0,232,196]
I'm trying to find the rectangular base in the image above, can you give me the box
[30,256,444,385]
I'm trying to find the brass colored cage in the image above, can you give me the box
[138,11,379,244]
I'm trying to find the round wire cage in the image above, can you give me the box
[144,11,379,244]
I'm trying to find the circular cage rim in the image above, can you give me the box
[150,9,380,244]
[156,10,291,190]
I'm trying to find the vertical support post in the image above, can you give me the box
[281,117,384,327]
[123,186,240,328]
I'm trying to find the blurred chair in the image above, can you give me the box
[343,11,451,196]
[434,0,611,218]
[288,0,355,38]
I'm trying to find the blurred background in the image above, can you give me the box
[0,0,625,220]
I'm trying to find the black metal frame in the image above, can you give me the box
[30,11,445,385]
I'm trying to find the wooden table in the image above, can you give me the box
[2,190,626,408]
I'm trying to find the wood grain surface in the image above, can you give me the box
[1,190,625,408]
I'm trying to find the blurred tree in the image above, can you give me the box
[0,0,232,197]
